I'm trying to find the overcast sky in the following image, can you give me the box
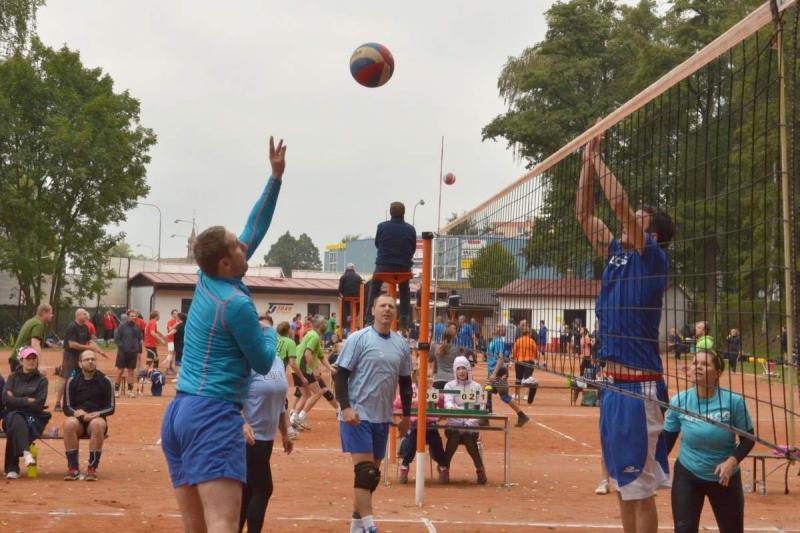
[36,1,635,263]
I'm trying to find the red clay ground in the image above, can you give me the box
[0,347,798,532]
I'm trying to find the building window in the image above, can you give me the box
[308,303,331,318]
[509,308,531,327]
[181,299,193,314]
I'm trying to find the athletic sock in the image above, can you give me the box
[361,515,375,530]
[350,512,363,533]
[66,450,79,470]
[88,450,102,468]
[127,382,133,391]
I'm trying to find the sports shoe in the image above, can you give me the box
[438,466,450,484]
[595,479,609,495]
[23,450,36,467]
[398,465,409,484]
[297,419,311,430]
[64,469,81,481]
[366,527,379,533]
[126,390,136,398]
[287,427,299,440]
[476,467,488,485]
[114,389,120,398]
[54,403,63,412]
[85,467,98,481]
[5,471,19,479]
[515,413,530,428]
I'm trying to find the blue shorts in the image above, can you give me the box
[600,380,670,500]
[339,421,390,460]
[161,393,246,487]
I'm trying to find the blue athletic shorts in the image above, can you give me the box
[600,380,670,500]
[339,420,390,460]
[161,392,246,487]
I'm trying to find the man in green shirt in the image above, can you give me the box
[325,313,337,343]
[289,315,338,430]
[9,303,54,372]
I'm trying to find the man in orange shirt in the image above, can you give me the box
[511,328,539,404]
[164,309,179,375]
[144,310,167,370]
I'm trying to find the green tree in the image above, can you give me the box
[263,231,322,276]
[469,243,517,289]
[0,0,44,55]
[341,233,362,242]
[0,41,156,312]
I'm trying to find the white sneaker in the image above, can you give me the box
[595,479,610,495]
[114,389,120,398]
[297,419,311,430]
[288,427,299,440]
[5,471,19,479]
[126,390,136,398]
[23,451,36,467]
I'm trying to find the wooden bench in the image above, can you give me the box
[749,451,797,495]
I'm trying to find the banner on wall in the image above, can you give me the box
[267,303,294,314]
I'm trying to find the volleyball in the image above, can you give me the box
[444,172,456,185]
[349,43,394,88]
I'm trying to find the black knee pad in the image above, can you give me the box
[354,461,380,492]
[323,390,335,402]
[294,387,302,398]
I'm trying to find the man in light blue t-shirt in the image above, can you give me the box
[334,294,412,533]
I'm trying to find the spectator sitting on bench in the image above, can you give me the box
[2,347,50,479]
[63,349,115,481]
[442,356,488,485]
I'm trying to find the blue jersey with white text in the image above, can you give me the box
[596,235,667,373]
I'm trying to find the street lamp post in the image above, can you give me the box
[136,202,162,271]
[412,199,425,227]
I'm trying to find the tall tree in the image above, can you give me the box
[0,0,44,56]
[469,243,517,289]
[0,41,156,312]
[263,231,322,276]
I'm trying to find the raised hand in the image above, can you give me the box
[269,136,287,179]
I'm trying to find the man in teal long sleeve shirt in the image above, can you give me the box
[161,136,286,533]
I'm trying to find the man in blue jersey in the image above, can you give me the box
[576,135,674,533]
[161,136,286,533]
[334,294,413,533]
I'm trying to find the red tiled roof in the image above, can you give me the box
[130,272,339,293]
[497,278,601,297]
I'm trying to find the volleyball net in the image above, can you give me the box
[435,0,799,458]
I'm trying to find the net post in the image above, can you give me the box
[777,16,797,450]
[415,232,434,506]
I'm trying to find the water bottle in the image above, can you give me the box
[742,467,753,492]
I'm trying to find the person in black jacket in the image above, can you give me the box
[63,350,115,481]
[338,263,363,329]
[2,347,50,479]
[114,309,143,398]
[366,201,416,327]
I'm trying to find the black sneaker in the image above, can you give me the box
[54,403,63,413]
[515,413,530,428]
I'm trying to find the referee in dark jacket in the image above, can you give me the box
[63,350,115,481]
[366,201,416,327]
[338,263,363,329]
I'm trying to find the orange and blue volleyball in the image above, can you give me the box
[350,43,395,88]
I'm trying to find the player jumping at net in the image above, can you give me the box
[334,294,413,533]
[577,133,674,533]
[160,136,285,533]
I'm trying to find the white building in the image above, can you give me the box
[128,272,340,329]
[497,279,689,345]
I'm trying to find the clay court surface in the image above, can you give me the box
[1,347,798,533]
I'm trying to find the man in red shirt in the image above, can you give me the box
[134,311,146,333]
[144,310,167,369]
[164,309,179,375]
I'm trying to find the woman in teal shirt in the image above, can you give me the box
[664,349,754,533]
